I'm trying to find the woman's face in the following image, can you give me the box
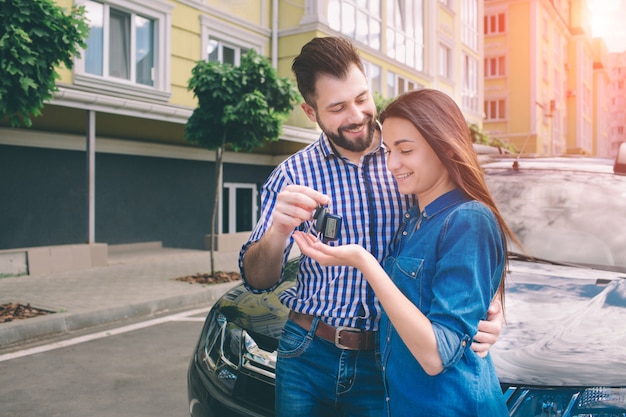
[382,117,454,208]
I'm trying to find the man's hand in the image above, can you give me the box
[472,300,504,358]
[270,184,330,237]
[242,185,329,290]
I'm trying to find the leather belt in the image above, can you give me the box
[288,311,376,351]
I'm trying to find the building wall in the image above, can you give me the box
[0,0,532,253]
[484,0,604,156]
[608,51,626,156]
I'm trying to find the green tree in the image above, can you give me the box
[185,49,300,276]
[468,122,517,153]
[373,91,394,115]
[0,0,89,127]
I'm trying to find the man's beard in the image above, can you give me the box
[318,115,377,153]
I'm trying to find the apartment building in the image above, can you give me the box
[607,51,626,156]
[483,0,607,156]
[0,0,483,272]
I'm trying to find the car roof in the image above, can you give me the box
[480,155,616,175]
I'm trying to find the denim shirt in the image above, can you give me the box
[380,188,508,416]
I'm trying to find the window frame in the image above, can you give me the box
[385,0,425,71]
[221,182,258,234]
[462,54,479,113]
[74,0,173,101]
[200,15,266,65]
[461,0,478,50]
[484,98,507,121]
[328,0,382,50]
[484,55,506,78]
[484,11,506,35]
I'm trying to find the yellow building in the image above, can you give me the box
[483,0,603,156]
[0,0,485,269]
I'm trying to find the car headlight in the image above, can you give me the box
[505,386,626,417]
[198,311,277,395]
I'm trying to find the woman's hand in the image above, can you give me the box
[293,231,369,268]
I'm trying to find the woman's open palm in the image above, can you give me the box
[293,231,368,269]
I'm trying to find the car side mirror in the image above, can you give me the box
[614,142,626,176]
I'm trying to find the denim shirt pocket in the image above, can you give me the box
[385,256,424,310]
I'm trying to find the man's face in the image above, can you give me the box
[302,64,378,155]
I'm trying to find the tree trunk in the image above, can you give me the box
[209,133,226,277]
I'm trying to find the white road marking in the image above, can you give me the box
[0,306,211,363]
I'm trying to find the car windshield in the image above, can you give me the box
[484,162,626,273]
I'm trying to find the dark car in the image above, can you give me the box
[187,146,626,417]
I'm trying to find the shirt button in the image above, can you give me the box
[402,231,408,236]
[405,213,410,218]
[462,340,467,347]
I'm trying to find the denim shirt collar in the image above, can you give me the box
[416,188,470,219]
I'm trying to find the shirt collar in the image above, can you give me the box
[421,188,470,219]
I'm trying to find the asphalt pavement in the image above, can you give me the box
[0,246,242,349]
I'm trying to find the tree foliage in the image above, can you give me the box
[468,122,517,153]
[0,0,89,127]
[185,49,301,152]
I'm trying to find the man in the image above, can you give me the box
[239,37,503,417]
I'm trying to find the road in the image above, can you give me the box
[0,307,210,417]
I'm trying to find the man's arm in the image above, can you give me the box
[242,184,329,290]
[471,299,504,358]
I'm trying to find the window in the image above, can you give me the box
[461,0,478,50]
[386,0,424,71]
[200,15,265,67]
[484,99,506,121]
[484,12,506,35]
[387,71,422,98]
[438,44,451,79]
[222,183,258,233]
[363,60,382,94]
[328,0,382,50]
[462,54,479,113]
[76,0,172,99]
[485,56,505,78]
[207,38,247,65]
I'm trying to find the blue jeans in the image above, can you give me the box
[275,318,384,417]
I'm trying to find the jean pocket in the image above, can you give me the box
[277,319,312,358]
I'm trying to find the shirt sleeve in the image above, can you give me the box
[238,164,295,293]
[429,203,505,369]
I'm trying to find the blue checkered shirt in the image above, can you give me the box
[239,131,414,331]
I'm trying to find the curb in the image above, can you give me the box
[0,281,240,349]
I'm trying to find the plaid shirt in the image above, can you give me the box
[239,130,414,331]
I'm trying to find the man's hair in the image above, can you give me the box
[291,37,365,107]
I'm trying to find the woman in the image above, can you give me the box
[293,89,516,416]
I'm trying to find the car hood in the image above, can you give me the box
[213,279,291,349]
[214,260,626,387]
[492,261,626,387]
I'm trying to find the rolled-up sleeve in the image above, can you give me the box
[239,166,294,294]
[429,205,504,370]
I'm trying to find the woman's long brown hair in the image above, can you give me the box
[380,89,521,311]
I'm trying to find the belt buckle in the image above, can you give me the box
[334,326,362,350]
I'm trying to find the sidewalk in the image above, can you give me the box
[0,246,242,349]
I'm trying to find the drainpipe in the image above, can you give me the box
[272,0,278,68]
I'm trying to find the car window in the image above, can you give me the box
[484,167,626,272]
